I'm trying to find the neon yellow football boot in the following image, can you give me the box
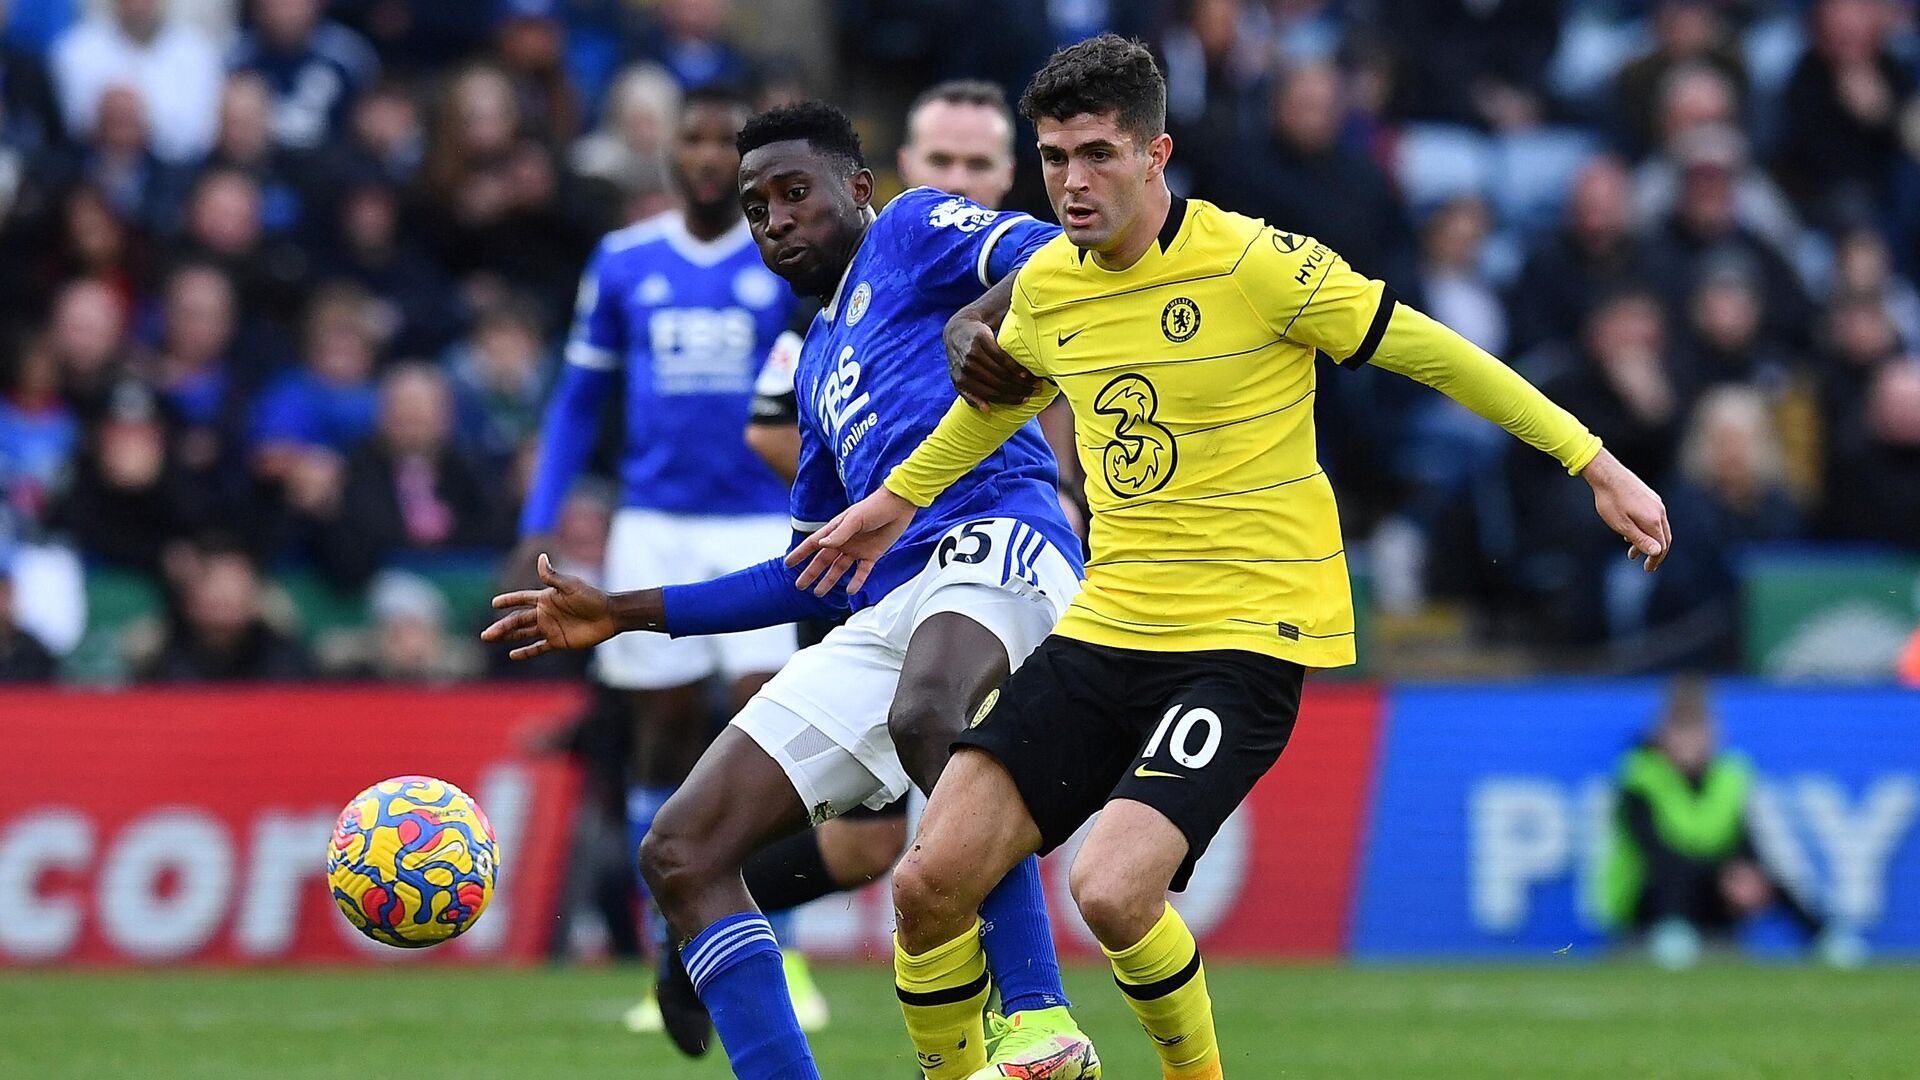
[969,1007,1100,1079]
[784,950,831,1033]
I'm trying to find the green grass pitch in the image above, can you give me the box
[5,963,1915,1078]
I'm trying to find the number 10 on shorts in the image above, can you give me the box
[1141,704,1223,771]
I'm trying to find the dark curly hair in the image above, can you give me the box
[1018,33,1166,144]
[737,101,866,174]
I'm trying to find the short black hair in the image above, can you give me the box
[908,79,1013,129]
[682,81,754,114]
[1018,33,1166,143]
[737,101,866,173]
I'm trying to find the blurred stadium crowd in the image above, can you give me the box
[0,0,1917,683]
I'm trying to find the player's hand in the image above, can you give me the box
[945,313,1037,411]
[482,553,619,660]
[785,488,919,596]
[1581,449,1671,572]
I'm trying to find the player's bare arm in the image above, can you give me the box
[482,553,668,660]
[945,273,1037,410]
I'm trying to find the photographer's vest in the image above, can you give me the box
[1597,748,1753,928]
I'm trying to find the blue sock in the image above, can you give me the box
[765,909,796,949]
[978,855,1069,1015]
[682,913,820,1080]
[626,784,676,953]
[625,783,676,883]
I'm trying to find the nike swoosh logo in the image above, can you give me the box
[1134,764,1181,780]
[1056,328,1086,347]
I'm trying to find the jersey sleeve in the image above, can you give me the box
[1233,229,1394,369]
[564,240,625,371]
[748,330,803,426]
[885,187,1062,307]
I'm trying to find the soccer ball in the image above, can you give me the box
[327,775,498,948]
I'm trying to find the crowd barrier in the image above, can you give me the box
[2,682,1914,965]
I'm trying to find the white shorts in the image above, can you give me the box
[597,508,797,690]
[732,517,1080,819]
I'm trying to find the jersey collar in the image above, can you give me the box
[1077,194,1189,266]
[663,212,753,267]
[823,205,880,323]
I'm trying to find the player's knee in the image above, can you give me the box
[891,851,968,930]
[886,689,962,763]
[636,818,709,913]
[1069,860,1161,949]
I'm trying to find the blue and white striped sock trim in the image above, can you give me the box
[683,913,781,995]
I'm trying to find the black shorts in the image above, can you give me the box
[953,636,1303,891]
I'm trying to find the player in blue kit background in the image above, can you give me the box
[486,102,1101,1079]
[512,83,808,1041]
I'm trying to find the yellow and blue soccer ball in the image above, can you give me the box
[327,775,498,948]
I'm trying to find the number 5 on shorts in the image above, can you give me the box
[1141,703,1223,770]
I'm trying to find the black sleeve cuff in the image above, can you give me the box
[1338,286,1399,370]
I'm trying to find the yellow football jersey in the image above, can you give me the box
[887,196,1601,668]
[996,198,1381,665]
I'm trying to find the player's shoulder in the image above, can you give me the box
[595,211,677,259]
[1185,199,1331,290]
[1176,198,1287,270]
[1007,233,1085,307]
[878,186,1011,244]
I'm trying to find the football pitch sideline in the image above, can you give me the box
[4,963,1915,1079]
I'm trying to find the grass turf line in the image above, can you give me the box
[3,963,1915,1079]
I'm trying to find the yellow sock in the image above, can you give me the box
[1105,903,1222,1080]
[895,920,991,1079]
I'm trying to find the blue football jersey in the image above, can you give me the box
[569,212,795,515]
[790,187,1081,608]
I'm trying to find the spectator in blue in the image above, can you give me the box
[328,78,426,187]
[0,330,79,540]
[445,294,550,473]
[0,0,67,158]
[144,261,254,516]
[230,0,380,154]
[494,0,582,145]
[198,73,317,241]
[174,166,307,332]
[632,0,754,91]
[318,171,464,357]
[249,280,381,480]
[68,83,186,234]
[330,0,493,78]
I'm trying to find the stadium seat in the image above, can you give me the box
[1392,123,1493,214]
[1487,128,1602,235]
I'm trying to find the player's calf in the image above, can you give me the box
[1071,804,1221,1080]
